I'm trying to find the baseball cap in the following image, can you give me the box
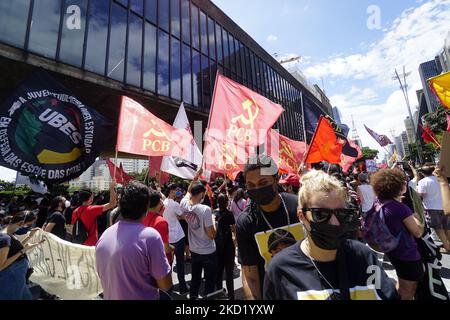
[279,173,300,188]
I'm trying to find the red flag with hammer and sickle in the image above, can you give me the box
[207,74,284,146]
[117,96,192,157]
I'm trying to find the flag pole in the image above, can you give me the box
[419,124,442,149]
[144,158,150,185]
[113,148,118,182]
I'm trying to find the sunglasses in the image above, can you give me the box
[302,208,358,224]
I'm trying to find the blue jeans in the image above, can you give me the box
[0,258,32,300]
[171,237,187,291]
[190,251,217,299]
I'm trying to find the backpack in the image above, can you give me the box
[72,208,88,244]
[361,200,403,253]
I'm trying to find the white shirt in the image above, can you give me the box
[162,198,185,244]
[356,184,376,213]
[408,178,418,191]
[418,176,444,210]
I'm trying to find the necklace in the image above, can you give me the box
[258,194,291,233]
[303,240,341,300]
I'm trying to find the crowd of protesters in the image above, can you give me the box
[0,156,449,301]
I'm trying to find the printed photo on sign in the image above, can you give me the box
[254,223,305,269]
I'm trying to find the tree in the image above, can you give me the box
[423,104,448,133]
[361,147,379,160]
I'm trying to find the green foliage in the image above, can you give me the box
[423,105,449,133]
[361,147,379,160]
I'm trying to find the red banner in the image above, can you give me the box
[106,159,133,184]
[207,74,284,146]
[203,136,254,174]
[266,130,307,174]
[117,97,191,157]
[340,138,362,173]
[305,116,344,164]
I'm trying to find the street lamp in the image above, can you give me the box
[392,66,424,164]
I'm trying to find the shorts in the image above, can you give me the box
[388,256,425,282]
[426,210,450,230]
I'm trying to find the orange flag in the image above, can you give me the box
[266,130,307,174]
[117,97,191,157]
[106,159,133,184]
[304,116,344,164]
[207,74,284,146]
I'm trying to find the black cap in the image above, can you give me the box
[167,183,177,191]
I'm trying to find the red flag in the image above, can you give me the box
[305,116,344,164]
[266,130,307,174]
[340,138,362,173]
[446,113,450,132]
[117,96,192,157]
[207,74,284,146]
[149,157,169,185]
[106,159,133,184]
[203,136,254,174]
[420,124,437,145]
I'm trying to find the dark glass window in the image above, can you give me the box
[28,0,61,59]
[181,0,190,44]
[130,0,144,15]
[191,4,199,50]
[229,34,236,73]
[215,24,223,64]
[159,0,169,31]
[157,30,170,96]
[171,0,180,38]
[0,0,31,49]
[107,3,127,82]
[235,39,241,77]
[117,0,128,7]
[143,22,157,92]
[201,54,210,110]
[208,17,216,62]
[199,11,208,55]
[59,0,88,67]
[240,43,246,80]
[171,38,181,100]
[182,44,192,104]
[127,13,143,87]
[222,30,229,69]
[145,0,157,24]
[192,49,201,107]
[245,47,252,86]
[85,0,109,74]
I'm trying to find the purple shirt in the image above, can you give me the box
[383,200,421,261]
[95,220,171,300]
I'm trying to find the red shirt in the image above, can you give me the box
[143,212,172,264]
[71,205,103,246]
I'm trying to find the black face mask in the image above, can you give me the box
[247,184,277,206]
[308,221,350,250]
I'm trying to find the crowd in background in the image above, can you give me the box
[1,157,450,300]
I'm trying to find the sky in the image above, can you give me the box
[212,0,450,157]
[1,0,449,182]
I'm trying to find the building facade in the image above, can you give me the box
[419,59,442,113]
[0,0,330,147]
[404,116,416,144]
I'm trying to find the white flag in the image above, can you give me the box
[15,172,48,194]
[161,103,204,180]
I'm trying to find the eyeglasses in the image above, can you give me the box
[302,208,358,224]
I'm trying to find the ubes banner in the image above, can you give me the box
[0,69,112,182]
[23,229,102,300]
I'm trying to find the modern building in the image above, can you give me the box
[404,116,416,144]
[394,135,404,160]
[400,131,410,158]
[419,59,442,113]
[0,0,331,154]
[439,30,450,72]
[117,158,149,173]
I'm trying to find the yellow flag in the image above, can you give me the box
[429,71,450,109]
[389,151,398,163]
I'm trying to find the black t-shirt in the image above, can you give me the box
[36,207,49,228]
[264,239,400,300]
[236,192,299,294]
[46,211,66,239]
[214,209,235,250]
